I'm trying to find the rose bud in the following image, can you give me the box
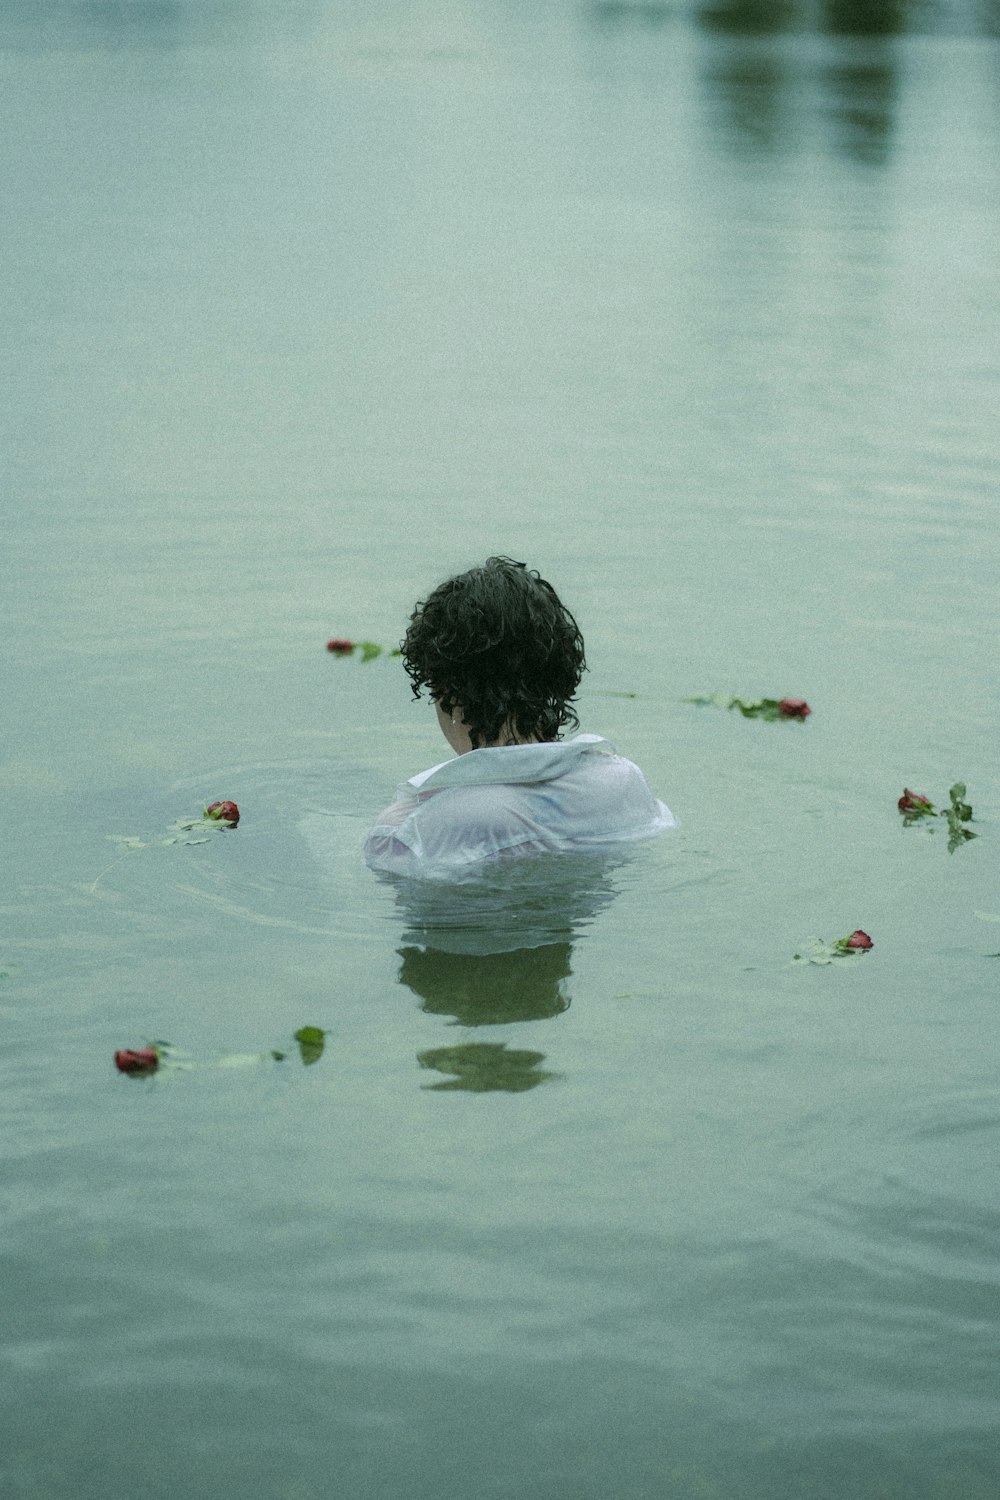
[205,800,240,827]
[842,930,873,950]
[326,639,355,655]
[898,789,933,813]
[778,698,811,718]
[114,1047,159,1074]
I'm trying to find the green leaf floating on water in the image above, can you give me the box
[942,782,976,853]
[730,698,785,720]
[162,815,231,846]
[96,817,225,887]
[294,1025,326,1065]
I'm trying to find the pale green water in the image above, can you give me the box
[2,3,999,1497]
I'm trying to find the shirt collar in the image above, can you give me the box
[408,734,614,791]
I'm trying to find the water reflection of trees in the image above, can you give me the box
[584,0,982,167]
[691,0,904,164]
[382,853,625,1092]
[696,0,936,31]
[698,0,795,34]
[823,57,898,164]
[708,50,900,168]
[704,53,793,153]
[822,0,912,35]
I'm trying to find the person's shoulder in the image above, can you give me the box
[568,747,676,835]
[366,780,538,877]
[418,781,531,846]
[575,748,650,789]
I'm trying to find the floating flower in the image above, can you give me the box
[205,801,240,827]
[327,639,403,662]
[114,1047,159,1074]
[686,695,811,722]
[795,930,874,963]
[112,1030,323,1076]
[898,789,934,814]
[897,782,976,850]
[838,930,873,951]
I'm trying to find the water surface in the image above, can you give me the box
[2,3,998,1496]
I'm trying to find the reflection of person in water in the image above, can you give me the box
[417,1042,553,1092]
[388,847,621,1018]
[398,941,572,1026]
[390,849,626,1086]
[365,556,675,882]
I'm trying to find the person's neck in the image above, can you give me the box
[472,727,547,752]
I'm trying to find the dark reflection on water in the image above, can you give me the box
[980,0,1000,37]
[383,852,623,960]
[417,1042,555,1092]
[380,852,628,1087]
[703,52,794,153]
[693,0,982,31]
[698,24,901,163]
[1,0,997,58]
[823,55,899,164]
[699,0,919,33]
[696,0,918,32]
[698,0,797,34]
[822,0,912,35]
[400,942,573,1026]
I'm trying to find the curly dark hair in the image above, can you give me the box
[401,557,587,749]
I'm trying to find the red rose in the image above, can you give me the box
[205,800,239,826]
[898,789,932,813]
[842,930,873,950]
[326,639,355,655]
[114,1047,159,1074]
[778,698,811,718]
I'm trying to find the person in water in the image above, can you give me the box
[364,556,675,880]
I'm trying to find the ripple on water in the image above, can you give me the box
[145,757,389,939]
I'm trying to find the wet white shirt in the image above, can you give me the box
[364,734,676,881]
